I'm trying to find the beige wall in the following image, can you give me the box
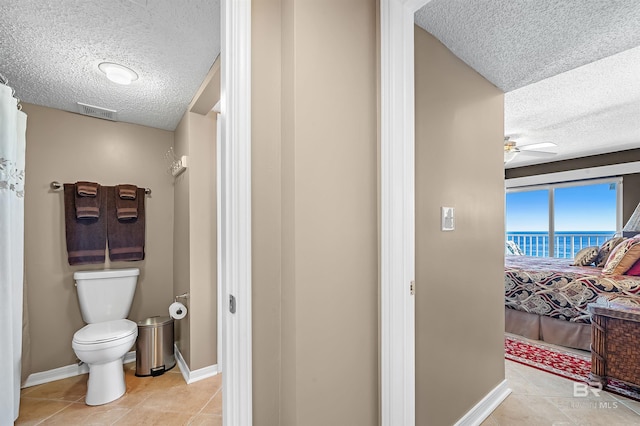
[173,114,192,365]
[173,74,219,371]
[187,111,217,370]
[252,0,283,424]
[292,1,378,423]
[252,0,379,424]
[414,27,506,425]
[23,103,175,373]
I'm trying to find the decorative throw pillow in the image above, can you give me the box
[602,238,640,275]
[595,236,626,267]
[625,258,640,276]
[572,246,599,266]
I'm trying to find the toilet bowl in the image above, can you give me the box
[72,319,138,405]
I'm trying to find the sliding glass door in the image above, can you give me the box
[506,178,621,258]
[506,189,549,256]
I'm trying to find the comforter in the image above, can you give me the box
[505,255,640,323]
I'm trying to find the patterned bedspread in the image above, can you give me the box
[505,256,640,323]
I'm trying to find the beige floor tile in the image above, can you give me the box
[505,368,544,396]
[15,398,73,425]
[38,402,130,425]
[490,394,574,425]
[19,366,223,425]
[23,374,88,402]
[479,414,499,425]
[512,365,582,398]
[139,381,215,414]
[189,414,223,426]
[112,408,193,426]
[547,396,640,425]
[201,388,222,415]
[613,395,640,416]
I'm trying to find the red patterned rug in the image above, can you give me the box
[505,335,640,402]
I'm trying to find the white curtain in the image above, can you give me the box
[0,84,26,424]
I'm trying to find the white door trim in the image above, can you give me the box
[221,0,252,425]
[216,111,223,375]
[380,0,431,425]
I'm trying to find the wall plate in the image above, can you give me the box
[442,207,455,231]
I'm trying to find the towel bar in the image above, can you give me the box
[50,181,151,195]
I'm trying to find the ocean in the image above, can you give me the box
[506,231,615,258]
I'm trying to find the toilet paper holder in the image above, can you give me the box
[174,293,190,303]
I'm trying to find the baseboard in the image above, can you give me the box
[174,343,219,384]
[22,351,136,389]
[454,380,511,426]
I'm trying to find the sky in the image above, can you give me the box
[506,182,617,232]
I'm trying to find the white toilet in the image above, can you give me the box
[71,268,140,406]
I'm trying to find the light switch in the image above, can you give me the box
[442,207,455,231]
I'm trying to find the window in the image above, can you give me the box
[506,178,622,258]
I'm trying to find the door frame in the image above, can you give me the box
[380,0,431,424]
[220,0,252,425]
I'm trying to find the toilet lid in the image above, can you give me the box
[73,319,137,345]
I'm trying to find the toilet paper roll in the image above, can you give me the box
[169,302,187,320]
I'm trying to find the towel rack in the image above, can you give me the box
[50,181,151,195]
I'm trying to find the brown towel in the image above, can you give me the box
[106,186,145,261]
[115,184,138,219]
[64,184,107,265]
[76,181,98,197]
[117,184,137,200]
[75,182,101,219]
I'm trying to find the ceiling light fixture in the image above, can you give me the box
[98,62,139,85]
[504,139,519,164]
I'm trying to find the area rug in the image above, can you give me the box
[505,334,640,402]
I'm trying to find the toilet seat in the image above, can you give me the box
[73,319,137,346]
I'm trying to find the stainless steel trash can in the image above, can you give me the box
[135,316,176,377]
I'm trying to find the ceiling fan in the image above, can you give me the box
[504,136,557,164]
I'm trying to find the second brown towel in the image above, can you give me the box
[115,184,138,219]
[106,186,145,261]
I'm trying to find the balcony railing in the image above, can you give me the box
[506,232,615,258]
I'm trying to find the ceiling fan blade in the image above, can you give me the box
[518,142,557,151]
[518,150,557,158]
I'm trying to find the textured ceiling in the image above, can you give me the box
[0,0,220,131]
[415,0,640,168]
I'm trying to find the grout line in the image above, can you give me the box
[108,407,133,425]
[30,400,75,425]
[610,393,640,415]
[191,382,223,420]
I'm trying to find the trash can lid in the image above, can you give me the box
[137,316,173,328]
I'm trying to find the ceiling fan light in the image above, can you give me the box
[98,62,138,85]
[504,150,519,163]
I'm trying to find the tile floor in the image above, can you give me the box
[17,352,640,425]
[16,362,222,425]
[482,360,640,425]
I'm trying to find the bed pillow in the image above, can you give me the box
[602,238,640,275]
[572,246,599,266]
[625,258,640,276]
[595,236,626,267]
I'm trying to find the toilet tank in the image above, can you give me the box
[74,268,140,323]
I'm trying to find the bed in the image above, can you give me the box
[505,255,640,350]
